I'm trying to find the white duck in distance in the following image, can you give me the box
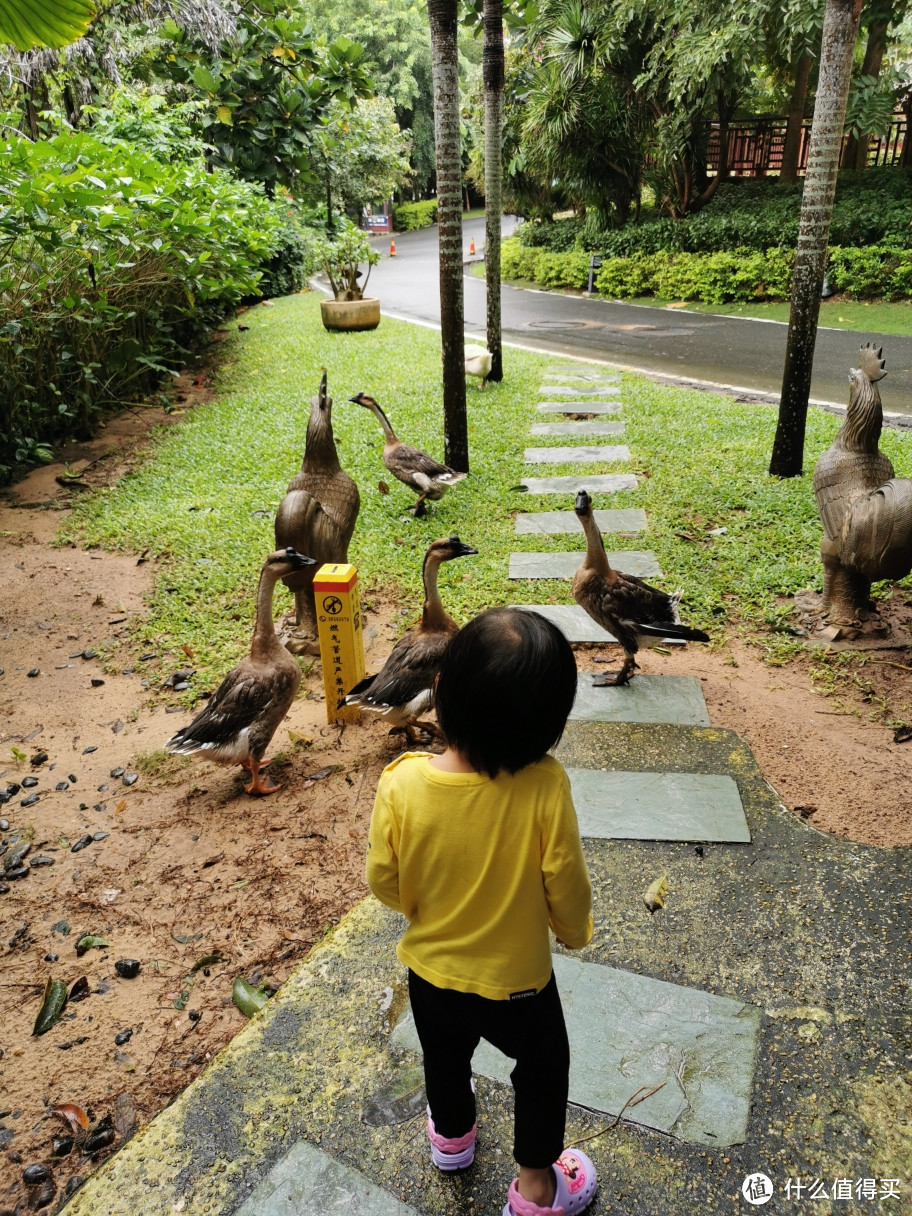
[571,489,709,686]
[349,392,467,516]
[340,536,477,743]
[165,548,316,795]
[464,343,493,389]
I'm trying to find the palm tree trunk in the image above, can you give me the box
[428,0,469,471]
[769,0,863,479]
[483,0,504,383]
[780,52,812,182]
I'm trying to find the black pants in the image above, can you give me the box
[408,969,570,1169]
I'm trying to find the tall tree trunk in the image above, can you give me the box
[844,15,890,171]
[781,52,813,182]
[428,0,469,471]
[483,0,504,383]
[769,0,862,478]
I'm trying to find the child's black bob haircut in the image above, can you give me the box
[435,607,577,778]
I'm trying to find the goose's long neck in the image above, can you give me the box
[579,510,613,578]
[420,553,450,630]
[250,568,285,662]
[304,401,341,473]
[370,403,399,444]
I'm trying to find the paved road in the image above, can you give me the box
[365,217,912,419]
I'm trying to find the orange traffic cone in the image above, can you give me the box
[390,239,396,257]
[468,238,476,256]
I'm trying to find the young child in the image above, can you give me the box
[367,607,598,1216]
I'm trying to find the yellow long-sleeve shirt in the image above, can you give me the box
[366,752,593,1001]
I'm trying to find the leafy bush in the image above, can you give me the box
[311,221,380,300]
[518,171,912,259]
[0,131,288,481]
[595,247,796,303]
[392,199,438,231]
[827,247,912,301]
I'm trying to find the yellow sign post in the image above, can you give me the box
[314,563,366,724]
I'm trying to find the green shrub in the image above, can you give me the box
[0,131,286,481]
[392,199,438,232]
[501,240,541,281]
[826,246,912,301]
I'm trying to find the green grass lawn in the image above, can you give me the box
[626,297,912,336]
[62,290,912,686]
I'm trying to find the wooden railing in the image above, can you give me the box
[706,117,908,176]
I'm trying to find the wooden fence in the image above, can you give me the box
[706,117,907,176]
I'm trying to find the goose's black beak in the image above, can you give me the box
[574,490,591,516]
[448,537,478,558]
[349,393,366,405]
[284,548,318,570]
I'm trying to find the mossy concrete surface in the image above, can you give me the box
[66,722,911,1215]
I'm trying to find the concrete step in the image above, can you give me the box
[509,551,661,579]
[520,474,637,494]
[538,401,621,414]
[524,445,630,464]
[514,509,647,535]
[530,420,625,437]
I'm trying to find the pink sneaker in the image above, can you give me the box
[427,1112,476,1171]
[502,1148,598,1216]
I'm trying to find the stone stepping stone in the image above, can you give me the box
[546,365,618,378]
[515,509,647,535]
[524,445,630,465]
[570,673,709,724]
[543,376,620,387]
[509,551,661,579]
[539,385,620,396]
[235,1140,419,1215]
[393,954,761,1147]
[520,474,637,495]
[531,420,625,437]
[538,402,621,415]
[566,768,750,843]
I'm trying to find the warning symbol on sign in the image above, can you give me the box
[322,595,343,615]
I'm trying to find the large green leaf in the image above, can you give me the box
[0,0,95,50]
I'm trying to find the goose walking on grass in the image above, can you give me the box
[350,392,466,517]
[166,549,316,795]
[572,489,709,685]
[341,536,477,742]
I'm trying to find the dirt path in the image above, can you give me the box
[1,401,911,1209]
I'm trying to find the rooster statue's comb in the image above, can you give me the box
[854,343,887,383]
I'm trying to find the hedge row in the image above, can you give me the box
[501,237,912,303]
[0,131,310,480]
[392,199,438,231]
[518,171,912,258]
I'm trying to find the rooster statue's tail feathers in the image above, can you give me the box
[840,478,912,582]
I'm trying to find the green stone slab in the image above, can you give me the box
[570,674,709,724]
[514,509,647,535]
[392,954,761,1147]
[566,768,750,843]
[520,474,637,495]
[524,445,630,464]
[539,385,620,396]
[234,1141,419,1215]
[513,603,619,643]
[531,420,625,436]
[509,551,661,579]
[537,401,621,414]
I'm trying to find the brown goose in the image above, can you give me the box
[572,489,708,685]
[275,371,360,652]
[341,536,477,741]
[349,392,466,516]
[165,549,316,794]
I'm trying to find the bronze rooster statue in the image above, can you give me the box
[812,345,912,623]
[274,371,360,654]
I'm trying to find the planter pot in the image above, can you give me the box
[320,297,381,332]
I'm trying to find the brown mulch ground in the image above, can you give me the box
[1,386,911,1210]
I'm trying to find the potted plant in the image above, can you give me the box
[315,222,381,332]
